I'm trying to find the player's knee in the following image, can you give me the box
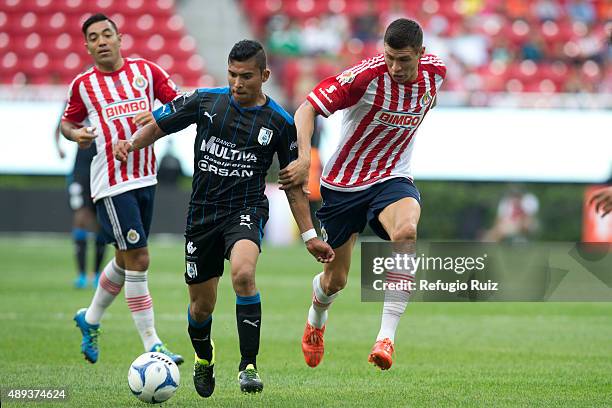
[190,300,214,321]
[133,253,150,270]
[231,264,256,294]
[125,248,150,270]
[390,223,417,242]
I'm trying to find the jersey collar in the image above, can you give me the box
[93,58,126,76]
[229,93,270,112]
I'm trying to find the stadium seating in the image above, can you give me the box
[240,0,611,104]
[0,0,208,87]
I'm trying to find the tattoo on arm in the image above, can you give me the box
[285,188,299,205]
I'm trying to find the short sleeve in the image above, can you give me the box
[147,61,180,104]
[275,122,298,170]
[154,90,199,135]
[421,54,447,80]
[306,59,380,117]
[62,79,87,124]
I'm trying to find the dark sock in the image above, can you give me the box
[188,306,213,362]
[94,233,106,275]
[73,228,87,275]
[236,293,261,371]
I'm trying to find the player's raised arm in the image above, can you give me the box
[284,185,335,263]
[278,101,317,191]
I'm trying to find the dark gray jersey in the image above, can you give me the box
[153,87,297,229]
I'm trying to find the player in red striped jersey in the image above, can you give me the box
[280,18,447,370]
[60,13,182,365]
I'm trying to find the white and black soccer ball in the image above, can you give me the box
[128,352,180,404]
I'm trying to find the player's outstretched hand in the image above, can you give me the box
[590,186,612,217]
[133,111,155,127]
[279,159,310,194]
[113,140,132,163]
[305,238,335,263]
[73,126,97,149]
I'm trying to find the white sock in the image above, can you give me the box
[376,253,416,342]
[308,272,339,329]
[124,270,161,350]
[85,259,124,325]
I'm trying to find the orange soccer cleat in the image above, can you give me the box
[368,338,394,370]
[301,322,325,368]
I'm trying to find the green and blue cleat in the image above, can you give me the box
[150,343,184,366]
[73,308,100,363]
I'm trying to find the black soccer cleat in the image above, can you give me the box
[193,358,215,398]
[238,364,264,393]
[193,339,215,398]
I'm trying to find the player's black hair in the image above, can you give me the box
[384,18,423,50]
[82,13,119,36]
[228,40,267,72]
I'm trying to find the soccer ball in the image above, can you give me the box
[128,352,180,404]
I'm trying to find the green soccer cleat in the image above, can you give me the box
[150,343,184,365]
[238,364,263,393]
[193,340,215,398]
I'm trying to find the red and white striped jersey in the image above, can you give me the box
[307,53,446,191]
[62,58,179,202]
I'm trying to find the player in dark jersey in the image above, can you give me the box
[55,119,106,288]
[114,40,334,397]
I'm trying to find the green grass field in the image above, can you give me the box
[1,235,611,407]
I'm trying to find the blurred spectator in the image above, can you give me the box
[423,14,451,60]
[381,0,407,28]
[353,0,380,43]
[302,16,343,56]
[490,37,515,64]
[574,24,606,62]
[505,0,530,19]
[532,0,563,22]
[451,21,488,68]
[483,187,540,242]
[291,58,317,108]
[521,32,546,62]
[566,0,596,25]
[243,0,611,104]
[563,67,584,93]
[458,0,486,17]
[267,15,302,56]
